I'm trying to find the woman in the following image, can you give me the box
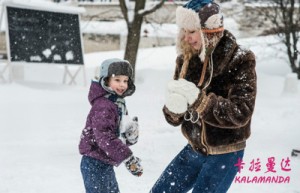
[150,0,257,193]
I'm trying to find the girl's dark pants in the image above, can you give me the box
[80,155,120,193]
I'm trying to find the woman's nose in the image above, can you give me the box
[184,34,190,42]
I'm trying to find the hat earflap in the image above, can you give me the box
[203,14,223,29]
[176,6,208,63]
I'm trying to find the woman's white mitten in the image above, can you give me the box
[167,78,200,105]
[165,93,188,114]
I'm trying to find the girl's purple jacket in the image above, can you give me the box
[79,82,132,166]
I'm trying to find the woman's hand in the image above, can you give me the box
[167,78,200,105]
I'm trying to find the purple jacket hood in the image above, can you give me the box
[88,81,108,105]
[79,81,132,166]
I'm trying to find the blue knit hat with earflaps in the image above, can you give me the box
[97,58,136,97]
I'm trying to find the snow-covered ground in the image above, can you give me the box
[1,0,300,192]
[1,34,300,193]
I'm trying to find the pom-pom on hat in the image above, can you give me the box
[176,0,224,62]
[97,58,136,97]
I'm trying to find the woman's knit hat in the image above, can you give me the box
[97,58,136,97]
[176,0,224,62]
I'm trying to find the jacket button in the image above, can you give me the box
[202,148,207,153]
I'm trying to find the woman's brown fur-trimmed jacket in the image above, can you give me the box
[163,30,257,155]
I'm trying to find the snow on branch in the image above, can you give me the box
[138,0,164,17]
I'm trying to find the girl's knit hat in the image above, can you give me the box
[97,58,136,97]
[100,58,133,78]
[176,0,224,62]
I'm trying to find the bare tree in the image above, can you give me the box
[119,0,165,80]
[267,0,300,78]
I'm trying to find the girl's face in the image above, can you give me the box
[183,29,202,50]
[108,75,129,96]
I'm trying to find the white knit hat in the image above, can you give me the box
[176,0,224,62]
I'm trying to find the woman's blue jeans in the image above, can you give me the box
[150,144,244,193]
[80,155,120,193]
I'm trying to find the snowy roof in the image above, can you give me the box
[1,0,85,14]
[81,20,177,37]
[0,0,85,31]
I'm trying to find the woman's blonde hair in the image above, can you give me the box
[178,30,204,79]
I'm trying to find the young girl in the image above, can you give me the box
[79,58,143,193]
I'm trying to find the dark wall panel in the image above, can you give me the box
[6,6,84,65]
